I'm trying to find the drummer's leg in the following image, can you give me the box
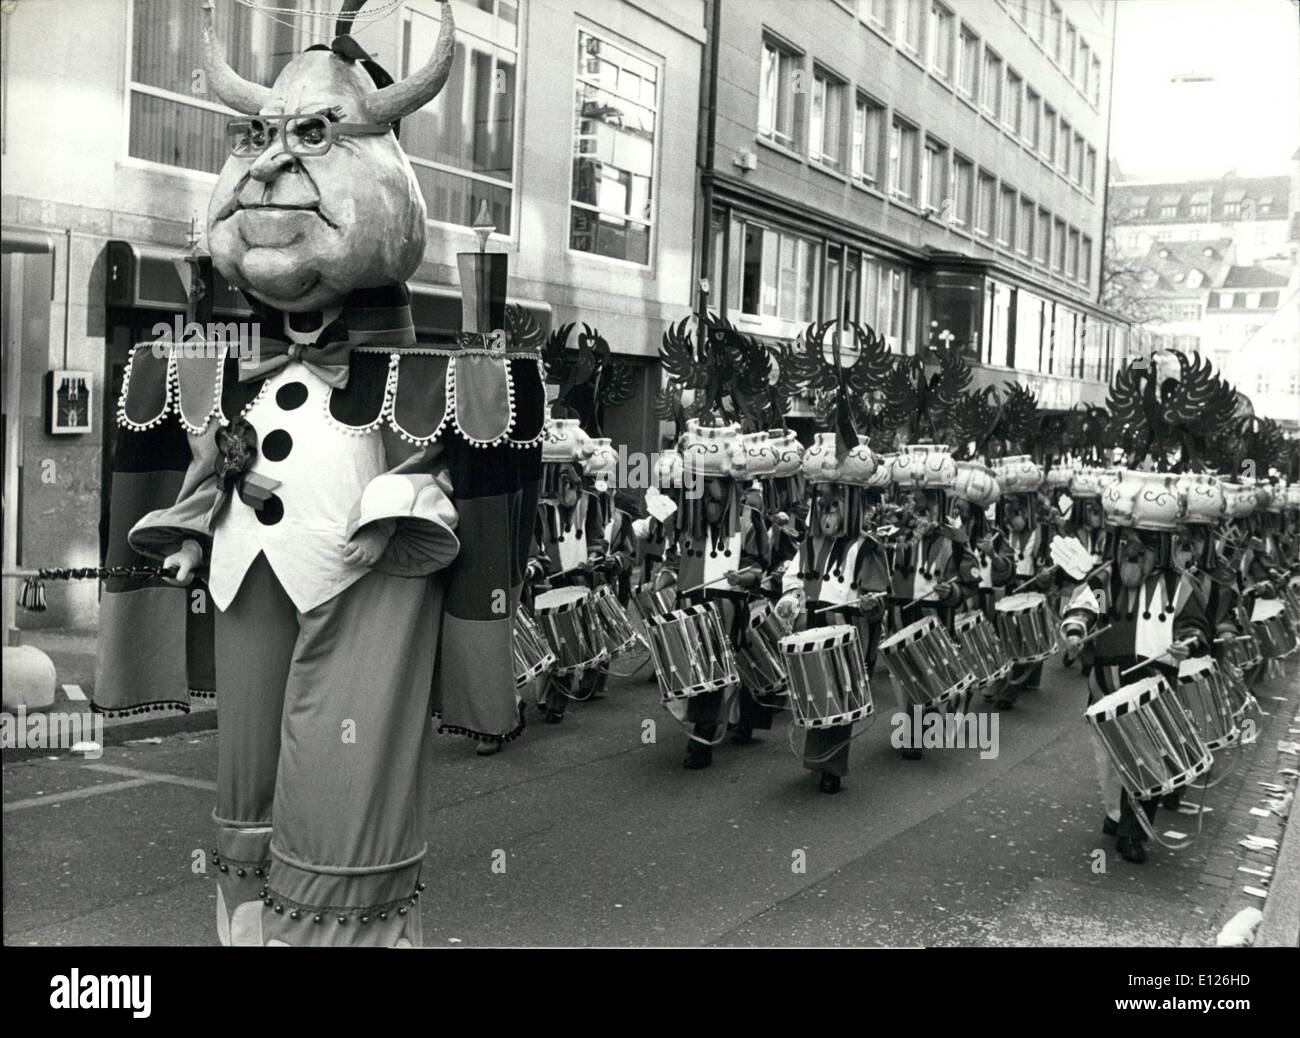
[803,725,851,792]
[993,662,1031,708]
[684,688,723,768]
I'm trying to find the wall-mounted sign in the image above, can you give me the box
[48,370,93,434]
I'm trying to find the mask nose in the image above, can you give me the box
[249,136,297,183]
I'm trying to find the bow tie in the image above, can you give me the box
[238,338,352,388]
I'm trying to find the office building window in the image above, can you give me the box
[889,117,918,201]
[901,0,926,57]
[860,257,909,352]
[758,36,798,147]
[1065,22,1077,79]
[1018,197,1033,255]
[1084,145,1097,195]
[976,172,996,236]
[982,50,1003,116]
[1079,40,1091,93]
[1057,118,1070,173]
[1042,104,1056,161]
[1036,207,1051,264]
[739,222,819,323]
[1004,69,1022,134]
[403,1,521,233]
[1049,3,1063,60]
[951,154,973,226]
[1256,373,1269,395]
[922,138,947,211]
[129,0,321,174]
[1081,235,1092,285]
[1066,227,1079,279]
[866,0,894,36]
[570,26,659,264]
[998,185,1016,245]
[958,25,980,99]
[928,3,954,79]
[851,94,884,184]
[1091,54,1102,105]
[1024,87,1041,149]
[1053,217,1066,270]
[809,69,845,169]
[1072,131,1085,184]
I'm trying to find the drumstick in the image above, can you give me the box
[813,592,886,615]
[1119,639,1193,678]
[676,574,735,597]
[1012,565,1057,595]
[1077,623,1112,646]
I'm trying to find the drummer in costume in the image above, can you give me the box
[746,429,809,600]
[1176,474,1245,670]
[776,434,889,792]
[949,461,1014,706]
[887,446,979,758]
[988,456,1052,709]
[653,420,767,769]
[1060,472,1211,864]
[527,418,610,723]
[1056,472,1110,674]
[584,438,639,605]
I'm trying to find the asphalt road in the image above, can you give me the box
[4,653,1297,947]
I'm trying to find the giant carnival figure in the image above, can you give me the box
[97,0,545,946]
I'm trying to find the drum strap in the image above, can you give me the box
[1131,775,1209,852]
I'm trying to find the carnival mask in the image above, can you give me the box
[201,2,456,311]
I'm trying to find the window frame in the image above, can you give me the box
[808,65,848,171]
[758,33,802,149]
[402,0,525,242]
[566,21,663,268]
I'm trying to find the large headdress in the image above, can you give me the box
[543,322,637,437]
[199,0,458,311]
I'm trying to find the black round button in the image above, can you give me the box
[276,382,308,410]
[262,429,292,462]
[256,494,284,526]
[1142,612,1151,620]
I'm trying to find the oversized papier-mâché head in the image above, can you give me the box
[200,0,455,311]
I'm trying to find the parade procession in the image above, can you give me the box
[3,0,1300,976]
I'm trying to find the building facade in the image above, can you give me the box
[1109,161,1300,429]
[1,0,705,630]
[698,0,1130,419]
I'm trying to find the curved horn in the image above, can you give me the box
[367,0,456,125]
[200,1,270,115]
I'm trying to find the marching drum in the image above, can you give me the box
[954,610,1012,689]
[633,584,677,623]
[736,600,789,698]
[1284,577,1300,630]
[513,606,556,690]
[779,625,872,728]
[1173,657,1240,751]
[590,585,642,659]
[994,592,1061,664]
[1085,674,1214,801]
[644,603,739,701]
[533,587,609,676]
[1217,632,1262,675]
[879,615,974,711]
[1251,599,1298,660]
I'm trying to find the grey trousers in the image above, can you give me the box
[212,553,441,946]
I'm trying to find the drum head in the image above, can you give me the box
[1086,675,1167,721]
[1252,599,1286,622]
[997,592,1045,612]
[535,586,591,613]
[1177,656,1217,679]
[779,624,856,653]
[955,610,984,632]
[879,615,937,651]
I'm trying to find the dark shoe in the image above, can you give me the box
[1117,836,1147,864]
[730,725,757,746]
[1102,816,1118,837]
[900,748,923,760]
[1161,792,1182,811]
[476,740,502,756]
[982,689,997,701]
[818,771,842,794]
[544,709,565,724]
[684,744,713,770]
